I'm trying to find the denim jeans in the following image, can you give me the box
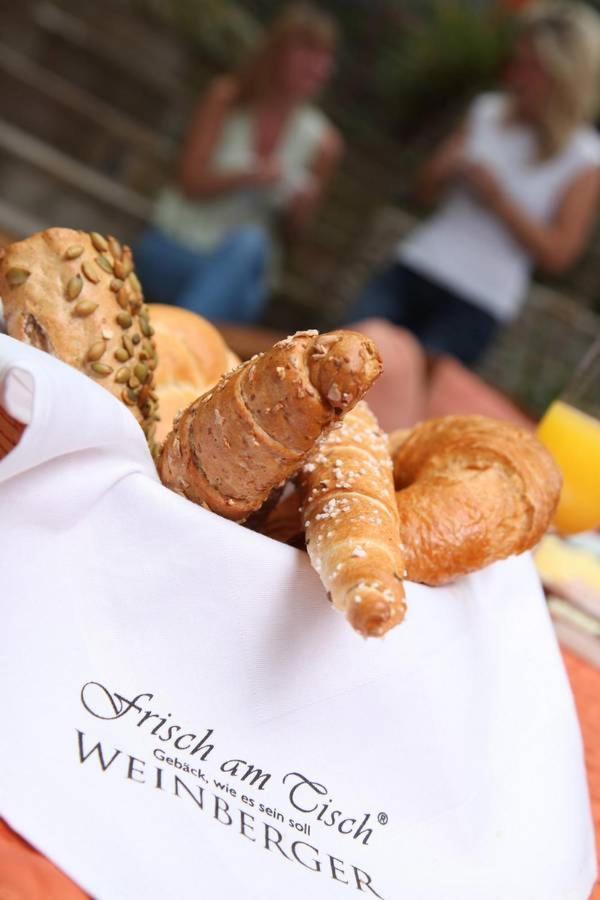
[347,262,500,366]
[132,226,270,324]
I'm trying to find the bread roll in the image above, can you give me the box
[0,228,159,452]
[150,304,239,444]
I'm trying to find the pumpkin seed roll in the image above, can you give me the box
[0,227,159,454]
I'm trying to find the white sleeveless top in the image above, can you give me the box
[153,103,329,252]
[399,93,600,321]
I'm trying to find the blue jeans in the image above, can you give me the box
[132,226,270,324]
[347,262,499,366]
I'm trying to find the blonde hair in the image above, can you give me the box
[234,3,337,105]
[518,2,600,158]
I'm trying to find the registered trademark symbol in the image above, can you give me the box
[377,812,388,825]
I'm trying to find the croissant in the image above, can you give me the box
[392,415,561,585]
[157,330,382,522]
[298,401,406,638]
[260,414,561,589]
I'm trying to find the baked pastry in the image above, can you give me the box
[392,415,562,585]
[158,330,382,522]
[261,414,561,590]
[298,401,407,637]
[0,228,159,452]
[150,304,239,444]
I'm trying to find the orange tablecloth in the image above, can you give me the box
[563,650,600,900]
[1,648,599,898]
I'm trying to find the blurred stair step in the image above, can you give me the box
[0,42,176,163]
[29,1,192,132]
[0,44,175,195]
[0,152,144,242]
[0,119,151,222]
[0,199,47,240]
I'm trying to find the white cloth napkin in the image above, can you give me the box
[0,333,596,900]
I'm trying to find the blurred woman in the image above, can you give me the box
[349,2,600,364]
[135,3,343,323]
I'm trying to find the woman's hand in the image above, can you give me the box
[461,162,600,274]
[460,161,504,210]
[415,125,467,207]
[282,127,344,237]
[249,159,283,188]
[288,179,320,223]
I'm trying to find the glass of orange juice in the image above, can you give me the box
[537,337,600,535]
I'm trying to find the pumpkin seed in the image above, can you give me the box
[107,236,122,260]
[116,287,129,309]
[90,362,113,377]
[73,299,98,317]
[65,275,83,300]
[95,254,113,274]
[110,278,123,293]
[134,363,148,384]
[114,367,130,384]
[65,244,84,260]
[82,261,99,284]
[122,335,135,357]
[122,388,136,406]
[6,267,30,287]
[139,315,151,337]
[87,340,106,362]
[114,347,129,363]
[114,258,132,280]
[117,312,132,329]
[131,333,141,345]
[128,272,142,294]
[128,375,140,390]
[90,232,108,252]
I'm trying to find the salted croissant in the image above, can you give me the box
[392,415,561,585]
[158,330,382,522]
[298,401,407,638]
